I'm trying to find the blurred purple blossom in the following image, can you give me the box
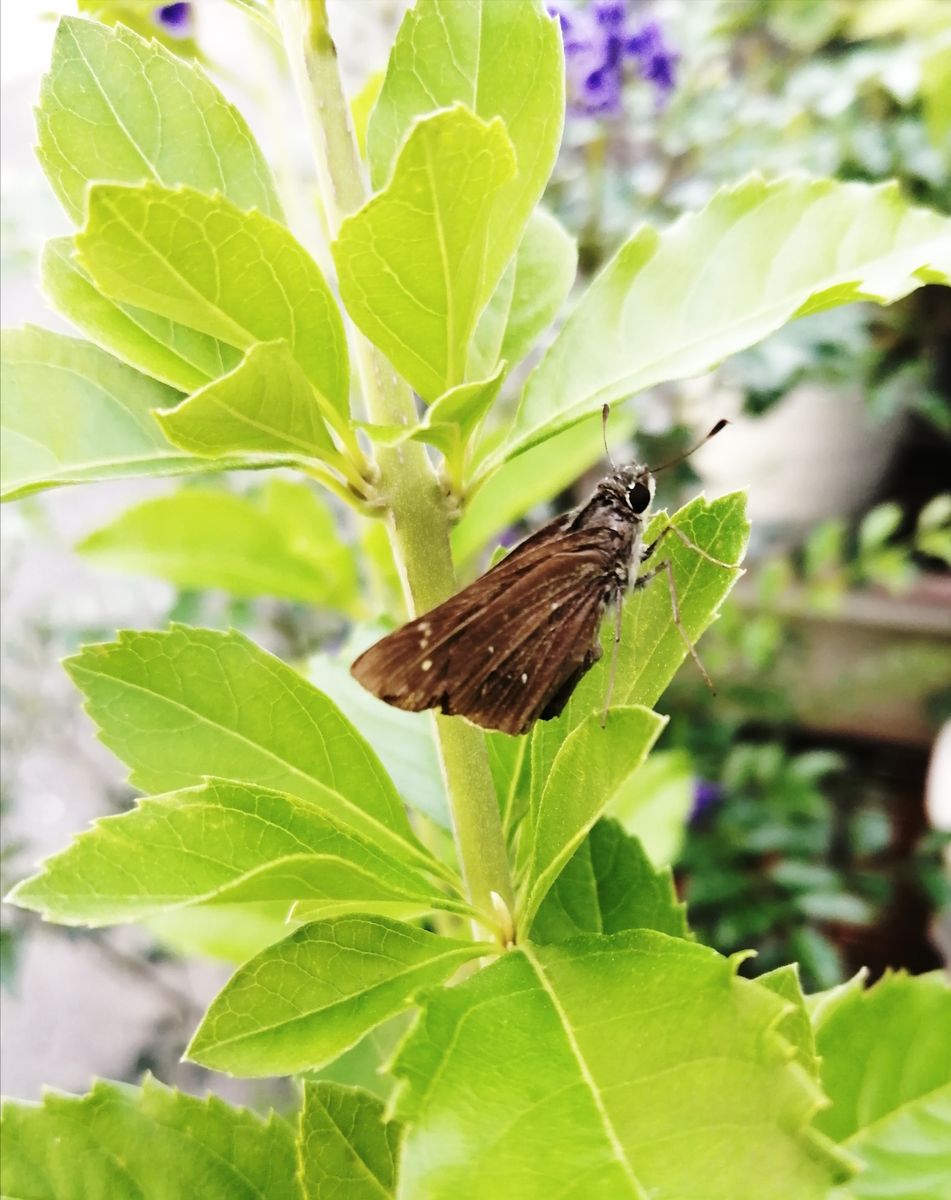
[690,779,723,823]
[548,1,678,116]
[154,3,193,37]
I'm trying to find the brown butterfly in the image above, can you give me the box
[351,418,729,736]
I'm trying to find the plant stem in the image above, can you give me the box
[276,0,514,935]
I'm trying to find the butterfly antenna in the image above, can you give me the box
[650,418,729,473]
[602,404,615,469]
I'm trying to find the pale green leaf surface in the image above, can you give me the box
[62,626,435,873]
[519,494,748,840]
[501,176,951,465]
[310,641,449,829]
[815,971,951,1197]
[530,819,689,944]
[335,106,515,402]
[392,931,850,1199]
[368,0,563,313]
[470,207,577,379]
[8,780,454,927]
[0,326,223,501]
[0,1075,300,1200]
[157,341,337,461]
[519,707,666,930]
[78,486,355,607]
[298,1082,399,1200]
[608,748,694,867]
[188,916,488,1077]
[759,964,820,1081]
[42,236,240,392]
[76,184,349,415]
[36,17,282,224]
[147,900,296,964]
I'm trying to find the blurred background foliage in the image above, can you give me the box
[1,0,949,1102]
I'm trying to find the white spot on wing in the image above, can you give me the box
[520,673,528,684]
[421,659,432,671]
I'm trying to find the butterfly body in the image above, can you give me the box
[350,463,657,736]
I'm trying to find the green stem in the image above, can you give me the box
[276,0,514,936]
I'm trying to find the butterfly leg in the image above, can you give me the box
[634,559,716,694]
[641,521,734,569]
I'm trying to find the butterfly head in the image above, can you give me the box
[608,464,655,516]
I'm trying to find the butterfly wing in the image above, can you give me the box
[351,526,619,735]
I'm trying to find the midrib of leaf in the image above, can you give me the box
[521,945,649,1199]
[422,136,455,385]
[185,389,329,457]
[72,664,443,880]
[198,943,486,1053]
[842,1078,951,1148]
[308,1093,392,1199]
[93,196,256,349]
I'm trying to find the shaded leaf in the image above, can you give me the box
[497,177,951,466]
[147,901,297,965]
[392,932,851,1199]
[36,17,282,224]
[298,1082,399,1200]
[188,916,489,1077]
[530,819,689,944]
[76,184,349,418]
[609,748,694,867]
[335,106,515,402]
[0,1075,300,1200]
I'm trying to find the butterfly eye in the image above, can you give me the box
[627,481,652,513]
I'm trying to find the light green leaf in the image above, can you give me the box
[368,0,563,310]
[452,405,639,568]
[62,626,439,875]
[335,107,515,402]
[519,707,666,931]
[306,1016,410,1104]
[759,965,820,1081]
[76,183,349,417]
[0,325,223,502]
[78,484,358,608]
[470,208,577,379]
[530,819,689,944]
[608,748,694,867]
[37,16,282,224]
[0,1075,300,1200]
[814,971,951,1198]
[498,176,951,466]
[392,931,851,1199]
[8,780,460,927]
[157,341,339,462]
[188,916,489,1077]
[42,236,240,392]
[147,901,297,964]
[298,1083,399,1200]
[521,494,748,842]
[310,638,449,830]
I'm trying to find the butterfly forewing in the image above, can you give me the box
[351,526,622,735]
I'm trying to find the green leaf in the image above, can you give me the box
[298,1083,399,1200]
[76,184,349,417]
[157,341,339,462]
[188,916,489,1077]
[858,502,903,552]
[530,819,689,944]
[335,107,516,403]
[78,484,358,608]
[309,638,449,830]
[470,208,577,379]
[0,1075,300,1200]
[519,707,666,931]
[608,748,694,867]
[758,965,820,1081]
[8,780,460,927]
[42,236,240,392]
[0,326,220,502]
[37,17,282,224]
[62,626,438,875]
[498,176,951,465]
[814,971,951,1198]
[368,0,563,313]
[392,932,851,1199]
[147,900,297,964]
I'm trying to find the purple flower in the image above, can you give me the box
[690,779,723,823]
[154,3,193,37]
[548,1,678,116]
